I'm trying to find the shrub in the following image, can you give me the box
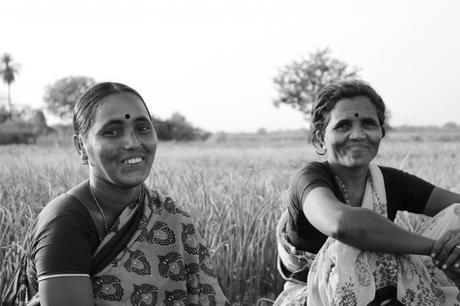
[153,113,211,141]
[0,130,37,144]
[0,120,38,145]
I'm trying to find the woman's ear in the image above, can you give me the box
[315,130,325,147]
[315,130,327,155]
[73,134,88,165]
[73,134,82,154]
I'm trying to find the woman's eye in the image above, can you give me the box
[138,125,152,133]
[103,129,121,136]
[334,123,350,130]
[363,121,378,128]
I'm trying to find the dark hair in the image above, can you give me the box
[310,79,386,153]
[73,82,152,136]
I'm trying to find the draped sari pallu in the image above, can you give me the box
[275,164,460,306]
[91,189,228,305]
[4,188,228,306]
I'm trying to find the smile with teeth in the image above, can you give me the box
[123,157,143,164]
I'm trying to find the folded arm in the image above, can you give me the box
[304,187,434,255]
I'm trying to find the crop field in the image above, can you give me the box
[1,134,460,305]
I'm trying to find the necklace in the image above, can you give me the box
[334,173,382,207]
[89,184,110,235]
[88,184,144,235]
[334,175,351,206]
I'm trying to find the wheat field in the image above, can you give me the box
[1,136,460,305]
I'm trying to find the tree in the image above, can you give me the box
[44,76,96,121]
[273,48,359,119]
[18,106,49,135]
[0,53,20,112]
[152,112,211,141]
[443,121,457,129]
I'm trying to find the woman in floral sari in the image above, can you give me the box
[3,82,228,305]
[274,80,460,305]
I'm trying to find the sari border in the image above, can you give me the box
[38,273,90,281]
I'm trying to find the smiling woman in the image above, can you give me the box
[274,80,460,305]
[2,82,228,306]
[73,91,157,190]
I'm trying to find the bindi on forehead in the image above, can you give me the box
[125,114,130,119]
[354,113,359,118]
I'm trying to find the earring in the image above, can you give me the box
[81,154,88,165]
[322,143,327,152]
[314,143,327,155]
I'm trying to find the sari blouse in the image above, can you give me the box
[27,183,228,305]
[287,161,435,253]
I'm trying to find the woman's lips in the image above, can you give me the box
[121,156,145,164]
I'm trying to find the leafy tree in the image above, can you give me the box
[273,48,359,119]
[153,112,210,141]
[44,76,96,121]
[0,53,20,112]
[17,106,49,135]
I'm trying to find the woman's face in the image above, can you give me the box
[320,95,383,169]
[82,92,157,188]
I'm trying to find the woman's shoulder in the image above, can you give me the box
[36,183,91,230]
[145,188,194,221]
[144,189,202,240]
[292,160,331,182]
[378,164,402,174]
[377,165,417,180]
[39,193,85,219]
[377,164,433,189]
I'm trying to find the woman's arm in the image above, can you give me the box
[39,276,93,306]
[304,187,434,255]
[33,193,99,306]
[423,186,460,216]
[423,186,460,274]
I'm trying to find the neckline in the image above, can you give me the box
[327,162,382,209]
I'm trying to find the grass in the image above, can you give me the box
[1,136,460,304]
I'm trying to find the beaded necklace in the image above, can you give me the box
[334,172,383,207]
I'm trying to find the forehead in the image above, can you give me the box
[329,96,378,121]
[94,92,149,122]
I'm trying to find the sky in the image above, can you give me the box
[1,0,459,133]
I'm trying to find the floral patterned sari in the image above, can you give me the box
[90,188,228,305]
[3,187,228,306]
[275,164,460,306]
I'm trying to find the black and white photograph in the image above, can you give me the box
[1,1,460,305]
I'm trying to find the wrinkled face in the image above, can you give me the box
[319,96,383,169]
[81,92,157,188]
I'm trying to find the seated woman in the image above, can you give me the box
[274,80,460,305]
[4,82,228,305]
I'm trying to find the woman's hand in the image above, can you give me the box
[444,269,460,288]
[431,229,460,271]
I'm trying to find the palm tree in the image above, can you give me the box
[0,53,20,112]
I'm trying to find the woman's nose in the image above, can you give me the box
[123,130,141,149]
[349,126,366,139]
